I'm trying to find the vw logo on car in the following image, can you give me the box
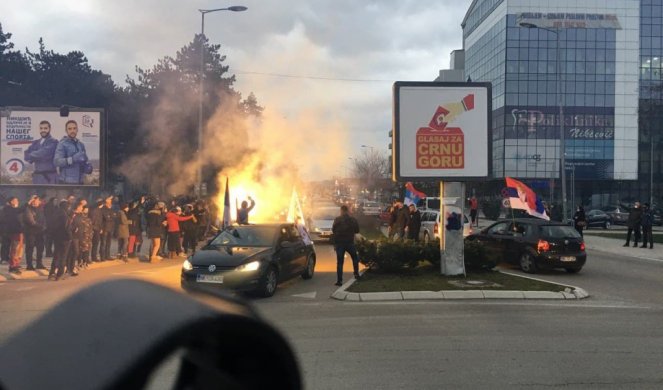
[208,264,216,272]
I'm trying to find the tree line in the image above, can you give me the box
[0,22,263,194]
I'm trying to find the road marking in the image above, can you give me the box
[14,286,35,292]
[349,301,652,310]
[292,291,317,299]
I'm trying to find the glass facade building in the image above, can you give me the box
[462,0,661,206]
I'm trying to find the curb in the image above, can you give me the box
[330,270,589,302]
[0,256,153,282]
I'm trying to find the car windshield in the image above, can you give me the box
[311,207,338,220]
[540,225,582,239]
[207,226,275,247]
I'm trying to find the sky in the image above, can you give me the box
[1,0,472,172]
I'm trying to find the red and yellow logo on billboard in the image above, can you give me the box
[416,94,474,169]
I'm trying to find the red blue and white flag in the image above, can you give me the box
[404,182,426,207]
[505,177,549,220]
[222,177,231,228]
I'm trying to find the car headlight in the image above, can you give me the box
[313,227,321,232]
[236,260,261,272]
[182,259,193,271]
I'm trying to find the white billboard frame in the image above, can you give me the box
[392,82,492,182]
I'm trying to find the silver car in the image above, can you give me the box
[419,210,472,243]
[308,206,339,242]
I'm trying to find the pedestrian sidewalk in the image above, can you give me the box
[582,234,662,261]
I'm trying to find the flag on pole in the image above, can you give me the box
[505,177,549,220]
[286,187,305,226]
[404,182,426,207]
[222,177,231,228]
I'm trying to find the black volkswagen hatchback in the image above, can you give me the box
[181,223,316,297]
[466,218,586,274]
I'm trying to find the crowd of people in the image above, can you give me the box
[0,194,214,280]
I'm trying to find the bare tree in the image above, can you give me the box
[351,149,389,191]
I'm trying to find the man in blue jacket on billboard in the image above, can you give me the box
[53,120,92,184]
[24,120,59,184]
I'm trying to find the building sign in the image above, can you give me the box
[0,108,103,186]
[503,106,615,180]
[516,13,622,29]
[393,82,491,181]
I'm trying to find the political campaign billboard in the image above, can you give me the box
[0,108,103,186]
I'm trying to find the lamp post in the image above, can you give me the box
[520,21,567,222]
[197,5,247,195]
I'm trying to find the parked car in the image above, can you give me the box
[585,209,612,229]
[466,218,586,274]
[601,205,630,225]
[308,206,339,242]
[181,224,316,297]
[419,210,472,243]
[358,200,382,216]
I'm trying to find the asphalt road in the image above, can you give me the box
[1,244,662,389]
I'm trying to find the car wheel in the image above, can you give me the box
[301,255,315,280]
[604,220,611,230]
[519,252,537,274]
[258,266,278,297]
[565,267,581,274]
[423,232,430,244]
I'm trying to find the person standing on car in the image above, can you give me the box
[640,203,654,249]
[624,202,643,248]
[331,205,360,286]
[407,204,422,241]
[237,196,255,225]
[573,205,587,237]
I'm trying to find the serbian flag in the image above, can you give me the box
[505,177,549,220]
[404,182,426,207]
[222,177,231,228]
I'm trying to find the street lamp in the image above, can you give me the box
[519,21,567,222]
[197,5,247,195]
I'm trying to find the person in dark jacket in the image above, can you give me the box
[89,199,104,261]
[406,204,422,241]
[3,197,24,274]
[146,202,166,263]
[24,120,59,184]
[393,201,410,240]
[624,202,643,247]
[194,201,209,241]
[331,205,360,286]
[181,204,198,255]
[68,201,86,272]
[49,200,75,280]
[0,198,14,264]
[640,203,654,249]
[100,196,116,261]
[43,197,58,257]
[23,195,47,270]
[116,203,131,262]
[573,205,587,237]
[127,201,143,258]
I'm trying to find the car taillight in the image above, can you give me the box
[580,242,585,251]
[434,223,438,234]
[537,239,550,252]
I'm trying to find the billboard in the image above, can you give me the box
[392,82,491,181]
[0,108,103,186]
[516,13,622,29]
